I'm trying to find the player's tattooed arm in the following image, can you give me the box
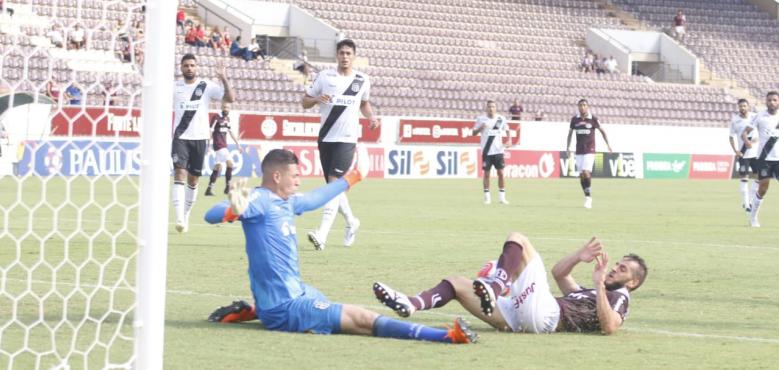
[302,94,330,108]
[552,237,602,295]
[360,100,380,129]
[592,253,622,335]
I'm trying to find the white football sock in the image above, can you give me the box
[499,189,506,202]
[184,184,197,219]
[338,193,357,225]
[739,180,749,206]
[751,193,763,219]
[172,182,185,223]
[751,180,759,204]
[316,197,339,242]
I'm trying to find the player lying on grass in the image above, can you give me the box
[202,148,476,344]
[374,232,647,335]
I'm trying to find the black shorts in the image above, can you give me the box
[737,157,759,176]
[171,138,207,177]
[318,141,355,180]
[757,160,779,180]
[482,153,505,171]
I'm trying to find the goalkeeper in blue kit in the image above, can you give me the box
[204,148,476,344]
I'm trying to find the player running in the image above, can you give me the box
[473,100,515,205]
[728,99,758,212]
[374,232,647,335]
[205,102,242,196]
[171,53,235,233]
[744,91,779,227]
[203,149,476,344]
[302,39,380,250]
[566,99,612,209]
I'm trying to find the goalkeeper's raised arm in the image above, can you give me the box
[204,148,368,224]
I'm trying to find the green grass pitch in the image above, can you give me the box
[2,176,778,369]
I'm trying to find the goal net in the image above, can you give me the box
[0,1,174,369]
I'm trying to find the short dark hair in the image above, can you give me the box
[180,53,196,64]
[486,100,496,105]
[577,99,588,105]
[737,98,749,105]
[767,91,779,98]
[624,253,648,291]
[336,39,356,53]
[261,149,299,175]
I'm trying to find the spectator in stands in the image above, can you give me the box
[534,109,545,121]
[580,52,593,73]
[64,83,82,105]
[132,20,144,41]
[221,26,231,48]
[116,19,129,41]
[47,24,64,48]
[594,55,606,74]
[69,24,86,50]
[186,24,206,47]
[509,99,524,121]
[184,24,197,46]
[176,8,186,34]
[0,122,7,157]
[605,56,618,74]
[249,37,267,60]
[673,9,686,40]
[119,41,132,62]
[134,42,145,66]
[45,79,60,103]
[208,27,225,51]
[1,0,14,17]
[230,36,254,61]
[194,24,207,47]
[103,81,116,106]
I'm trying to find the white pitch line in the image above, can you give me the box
[350,230,779,251]
[7,279,779,345]
[5,216,778,251]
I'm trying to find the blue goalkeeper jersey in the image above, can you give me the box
[237,181,348,311]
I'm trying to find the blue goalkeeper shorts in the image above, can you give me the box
[257,284,343,334]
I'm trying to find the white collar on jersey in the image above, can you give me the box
[575,112,593,119]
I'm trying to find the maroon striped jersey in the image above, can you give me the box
[556,287,630,332]
[210,114,230,150]
[570,114,600,154]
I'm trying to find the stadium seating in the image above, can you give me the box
[2,0,764,126]
[611,0,779,103]
[287,0,736,126]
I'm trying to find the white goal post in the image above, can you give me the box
[0,0,175,369]
[135,1,176,370]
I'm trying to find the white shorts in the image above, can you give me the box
[496,254,560,333]
[214,147,231,165]
[575,154,595,173]
[674,26,685,35]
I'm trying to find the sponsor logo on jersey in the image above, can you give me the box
[314,301,331,310]
[512,282,536,308]
[179,101,200,110]
[331,95,358,107]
